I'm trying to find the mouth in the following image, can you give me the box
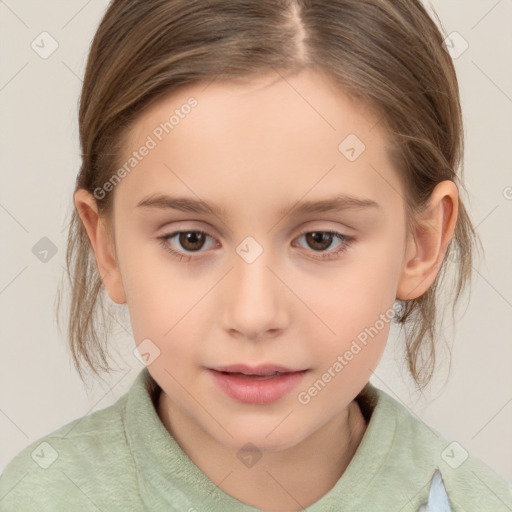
[207,364,308,405]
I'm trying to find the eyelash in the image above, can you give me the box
[157,230,355,262]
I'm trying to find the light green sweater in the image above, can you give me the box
[1,368,510,511]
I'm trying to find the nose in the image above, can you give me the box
[221,246,289,342]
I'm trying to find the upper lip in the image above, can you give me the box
[210,364,305,376]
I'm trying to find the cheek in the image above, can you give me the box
[126,277,198,346]
[309,254,399,333]
[118,247,182,341]
[298,283,394,411]
[302,242,400,375]
[120,250,215,371]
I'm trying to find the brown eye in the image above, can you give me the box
[305,232,335,251]
[178,231,206,251]
[158,230,217,260]
[293,231,354,261]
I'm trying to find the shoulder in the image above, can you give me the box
[372,385,512,511]
[0,392,140,511]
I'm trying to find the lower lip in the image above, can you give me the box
[208,369,307,405]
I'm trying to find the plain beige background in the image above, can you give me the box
[1,0,511,483]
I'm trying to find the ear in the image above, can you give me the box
[396,180,459,301]
[74,188,127,305]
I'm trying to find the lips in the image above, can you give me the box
[208,364,308,405]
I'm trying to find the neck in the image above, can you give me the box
[157,392,368,511]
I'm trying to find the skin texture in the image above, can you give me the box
[75,69,458,511]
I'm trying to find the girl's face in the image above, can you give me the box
[107,69,412,450]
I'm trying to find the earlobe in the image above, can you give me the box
[74,188,127,305]
[396,180,459,301]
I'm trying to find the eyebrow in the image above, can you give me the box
[136,193,381,218]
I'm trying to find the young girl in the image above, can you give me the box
[1,1,510,510]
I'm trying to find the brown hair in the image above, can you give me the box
[57,0,482,388]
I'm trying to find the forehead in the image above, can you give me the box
[116,69,403,217]
[129,69,386,149]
